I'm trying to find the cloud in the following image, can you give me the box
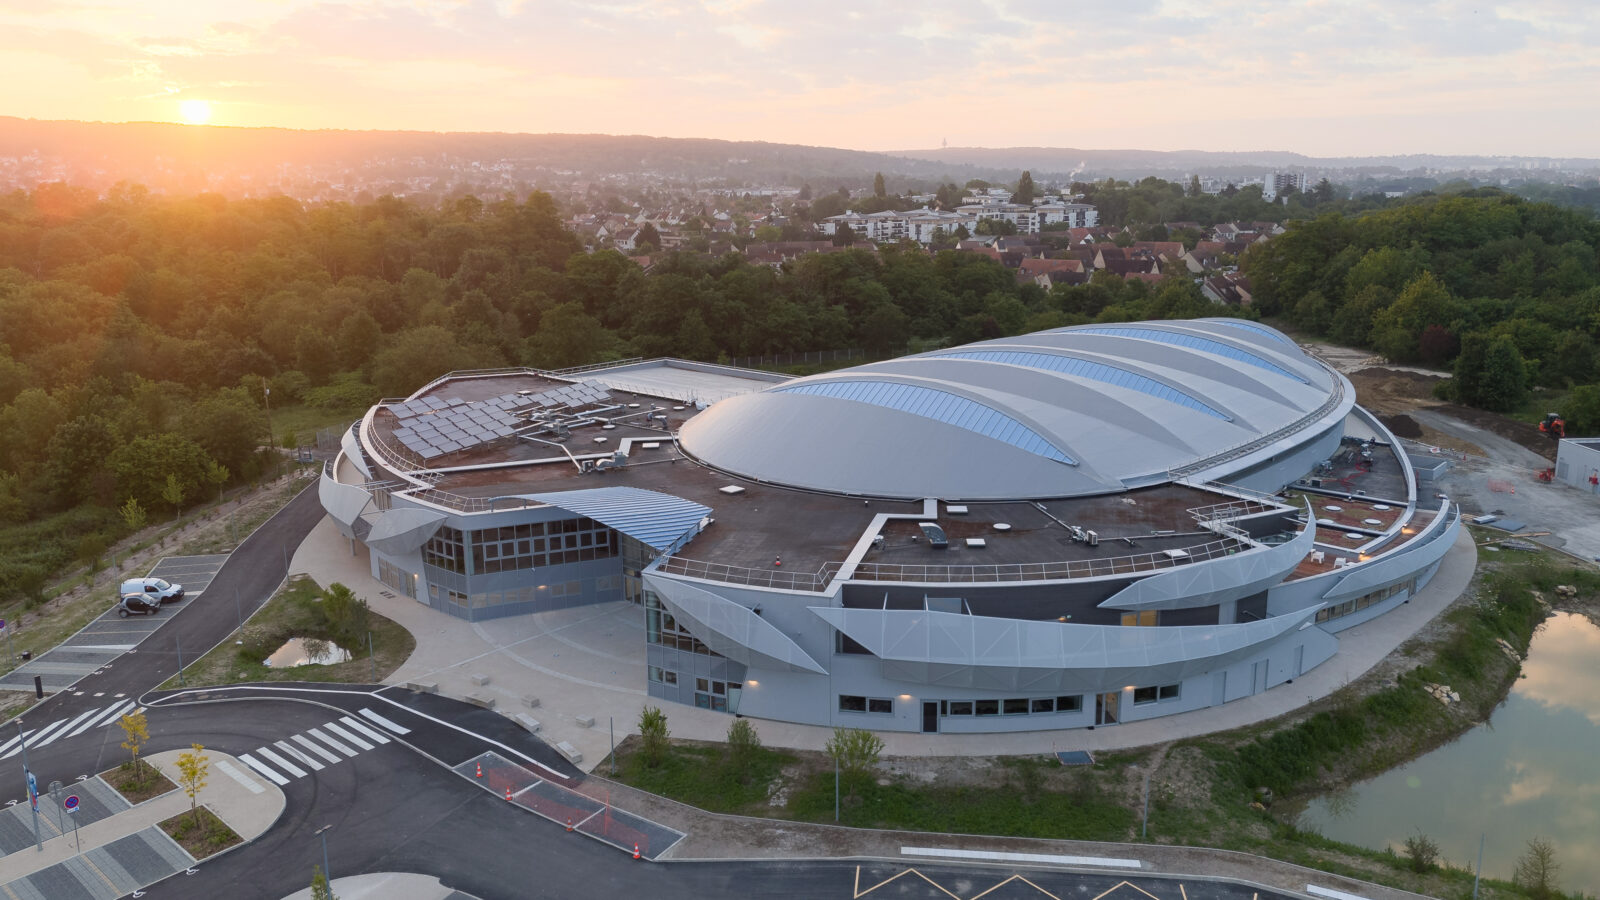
[0,0,1597,154]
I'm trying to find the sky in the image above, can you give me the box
[1,0,1597,158]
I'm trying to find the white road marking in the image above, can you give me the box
[321,721,372,751]
[899,847,1143,869]
[0,733,23,758]
[359,708,411,735]
[252,746,305,779]
[339,716,389,745]
[292,734,342,764]
[306,727,356,758]
[25,718,72,747]
[274,741,323,771]
[72,700,135,737]
[1308,887,1374,900]
[214,759,265,795]
[238,753,289,786]
[0,732,31,760]
[38,709,103,746]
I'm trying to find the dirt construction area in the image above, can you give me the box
[1300,342,1600,564]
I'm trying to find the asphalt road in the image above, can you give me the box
[8,483,325,732]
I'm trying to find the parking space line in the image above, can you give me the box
[321,721,373,751]
[359,708,411,735]
[306,727,357,758]
[253,746,306,779]
[274,740,323,771]
[292,733,343,764]
[238,753,289,786]
[339,716,389,744]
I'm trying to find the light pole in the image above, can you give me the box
[315,823,334,887]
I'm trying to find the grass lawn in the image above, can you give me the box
[268,402,365,449]
[102,762,177,805]
[159,807,240,859]
[163,575,415,688]
[619,739,794,814]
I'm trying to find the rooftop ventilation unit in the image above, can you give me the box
[918,522,949,549]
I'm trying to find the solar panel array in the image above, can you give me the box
[383,381,611,461]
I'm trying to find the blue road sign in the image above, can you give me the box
[63,795,79,815]
[25,770,36,810]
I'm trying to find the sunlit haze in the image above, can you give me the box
[1,0,1596,156]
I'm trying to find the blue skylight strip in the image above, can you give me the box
[1203,319,1295,346]
[1067,326,1308,383]
[778,381,1075,464]
[937,350,1229,420]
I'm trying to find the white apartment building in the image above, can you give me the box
[825,199,1097,245]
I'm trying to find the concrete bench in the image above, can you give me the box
[556,741,583,764]
[470,673,492,687]
[465,693,496,710]
[515,714,541,734]
[404,682,439,694]
[522,695,541,709]
[574,715,596,728]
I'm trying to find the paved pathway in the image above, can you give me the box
[278,872,481,900]
[0,749,283,899]
[292,514,1478,765]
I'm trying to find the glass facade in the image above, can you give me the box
[645,591,718,656]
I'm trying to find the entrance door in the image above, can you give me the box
[1251,660,1267,694]
[1293,645,1305,677]
[922,702,938,733]
[1096,691,1120,725]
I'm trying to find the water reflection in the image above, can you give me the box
[1299,613,1600,892]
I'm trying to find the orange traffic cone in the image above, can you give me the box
[633,843,641,860]
[774,555,781,567]
[475,761,482,778]
[566,817,573,832]
[505,786,513,801]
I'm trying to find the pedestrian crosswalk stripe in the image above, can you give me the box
[359,708,411,735]
[26,718,72,747]
[68,700,133,738]
[0,732,26,758]
[321,721,373,752]
[339,716,389,745]
[238,753,289,786]
[37,709,100,747]
[215,759,265,795]
[292,733,342,764]
[274,740,323,771]
[307,727,356,758]
[253,746,305,779]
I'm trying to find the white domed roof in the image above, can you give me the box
[678,319,1351,500]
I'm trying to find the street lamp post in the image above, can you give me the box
[315,824,334,887]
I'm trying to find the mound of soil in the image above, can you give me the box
[1381,414,1423,439]
[1436,404,1556,461]
[1344,367,1446,413]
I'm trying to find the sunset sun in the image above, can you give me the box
[179,99,212,125]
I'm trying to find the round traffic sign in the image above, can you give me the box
[63,795,79,814]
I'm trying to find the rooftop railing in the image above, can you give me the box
[1168,359,1348,478]
[844,536,1251,584]
[652,557,841,592]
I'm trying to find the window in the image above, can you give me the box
[1121,610,1159,627]
[839,695,893,715]
[467,517,619,574]
[1315,578,1416,623]
[975,700,1000,716]
[1134,683,1181,705]
[697,680,739,712]
[422,526,466,574]
[645,593,719,657]
[647,666,677,686]
[1031,698,1054,713]
[1003,698,1029,715]
[947,701,973,716]
[1056,695,1083,713]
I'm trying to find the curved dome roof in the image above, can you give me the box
[679,319,1351,500]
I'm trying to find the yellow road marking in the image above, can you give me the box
[1090,881,1162,900]
[970,874,1065,899]
[853,866,960,898]
[1181,884,1189,900]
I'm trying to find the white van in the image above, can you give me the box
[119,577,185,604]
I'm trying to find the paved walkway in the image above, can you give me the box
[292,516,1477,767]
[278,871,480,900]
[0,749,283,896]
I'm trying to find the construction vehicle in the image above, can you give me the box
[1538,413,1565,440]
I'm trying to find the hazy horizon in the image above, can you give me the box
[2,1,1596,159]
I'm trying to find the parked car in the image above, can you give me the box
[119,577,185,604]
[116,593,162,618]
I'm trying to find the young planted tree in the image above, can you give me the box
[320,582,370,646]
[311,864,337,900]
[119,710,149,780]
[120,496,147,532]
[205,459,230,503]
[175,743,211,833]
[161,473,186,520]
[1514,837,1560,900]
[638,705,670,768]
[825,727,884,800]
[726,718,761,782]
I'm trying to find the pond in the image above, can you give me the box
[1298,612,1600,891]
[263,637,351,668]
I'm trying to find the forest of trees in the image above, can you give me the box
[1243,190,1600,420]
[0,182,1224,604]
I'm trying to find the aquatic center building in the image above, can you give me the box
[321,318,1460,733]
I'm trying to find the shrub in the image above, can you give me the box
[1515,836,1560,900]
[1403,830,1440,873]
[825,727,884,788]
[638,706,670,768]
[726,718,761,780]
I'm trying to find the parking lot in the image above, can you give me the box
[0,554,229,692]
